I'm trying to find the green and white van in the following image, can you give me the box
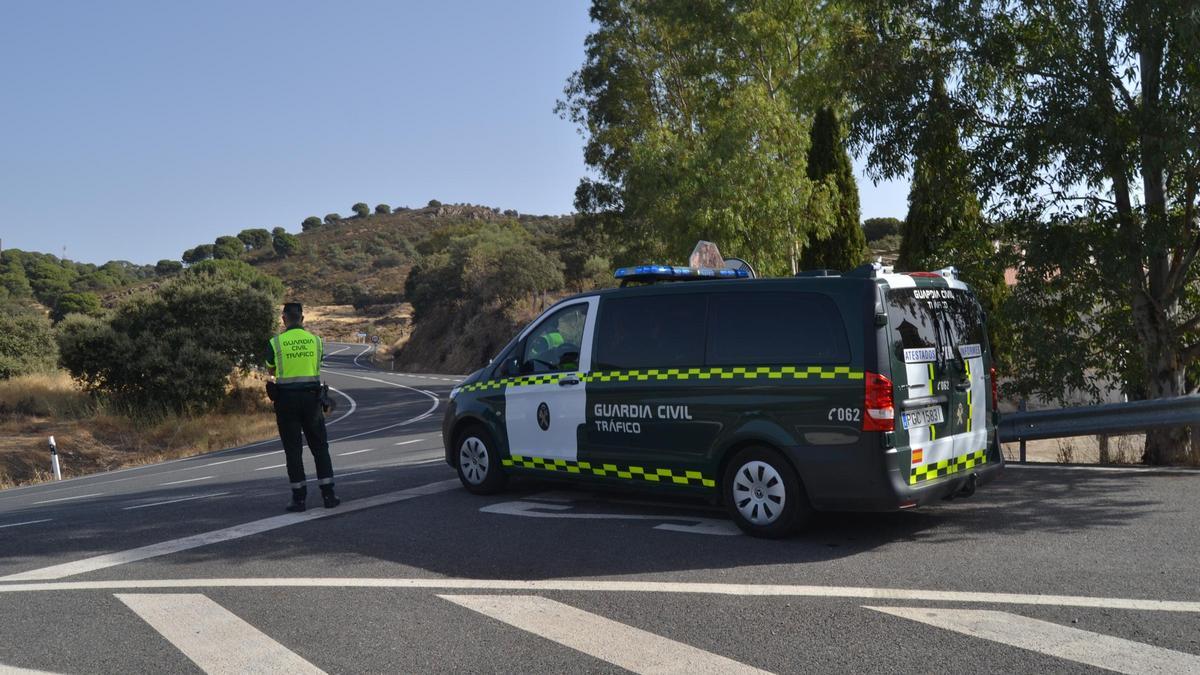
[443,262,1003,537]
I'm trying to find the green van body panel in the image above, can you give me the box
[443,273,1003,512]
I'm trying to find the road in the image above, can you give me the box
[1,343,1198,673]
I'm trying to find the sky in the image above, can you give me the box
[0,1,908,266]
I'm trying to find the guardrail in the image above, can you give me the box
[998,395,1200,462]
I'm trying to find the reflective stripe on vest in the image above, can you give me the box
[271,328,322,385]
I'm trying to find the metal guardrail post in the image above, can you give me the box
[1018,399,1027,463]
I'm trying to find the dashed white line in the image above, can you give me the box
[32,493,102,505]
[124,493,231,511]
[159,476,214,486]
[394,439,425,446]
[337,448,374,456]
[0,518,53,529]
[334,469,377,479]
[254,464,288,472]
[199,451,277,469]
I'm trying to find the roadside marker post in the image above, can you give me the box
[48,436,62,481]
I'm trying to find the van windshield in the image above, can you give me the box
[887,287,983,363]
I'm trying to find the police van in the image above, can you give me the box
[443,261,1003,537]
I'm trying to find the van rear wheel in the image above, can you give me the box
[723,447,811,538]
[455,426,507,495]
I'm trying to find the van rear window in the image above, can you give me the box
[706,292,850,366]
[887,287,984,362]
[594,294,708,370]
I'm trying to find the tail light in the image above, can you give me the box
[989,366,999,410]
[863,371,895,432]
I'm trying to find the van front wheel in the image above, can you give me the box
[455,426,508,495]
[723,447,810,538]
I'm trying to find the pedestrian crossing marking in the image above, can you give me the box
[440,594,771,674]
[116,593,325,674]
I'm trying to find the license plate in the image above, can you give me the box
[902,405,944,430]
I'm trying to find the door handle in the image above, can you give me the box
[954,381,971,392]
[559,376,581,386]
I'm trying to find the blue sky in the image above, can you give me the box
[0,1,907,265]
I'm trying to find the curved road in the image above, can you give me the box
[1,345,1199,673]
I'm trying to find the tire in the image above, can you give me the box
[722,446,811,538]
[455,425,508,495]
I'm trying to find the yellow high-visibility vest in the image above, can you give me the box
[267,328,323,386]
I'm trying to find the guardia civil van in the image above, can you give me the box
[442,261,1003,537]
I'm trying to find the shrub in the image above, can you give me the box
[51,291,103,323]
[301,216,323,231]
[427,199,442,208]
[156,259,184,276]
[237,228,272,250]
[375,203,391,214]
[0,308,58,379]
[213,236,244,260]
[582,255,615,289]
[352,202,370,217]
[863,217,903,242]
[324,213,341,225]
[273,231,299,257]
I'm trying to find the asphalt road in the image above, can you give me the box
[1,343,1198,674]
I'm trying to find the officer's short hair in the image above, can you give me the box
[282,302,303,321]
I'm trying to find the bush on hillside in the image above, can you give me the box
[352,202,370,218]
[51,291,103,323]
[0,307,58,379]
[213,236,244,260]
[156,259,184,276]
[375,203,391,214]
[863,217,903,242]
[466,242,564,304]
[273,231,299,257]
[427,199,442,208]
[56,265,278,416]
[237,228,272,250]
[582,255,616,289]
[301,216,323,231]
[324,213,341,225]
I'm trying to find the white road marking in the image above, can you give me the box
[199,451,278,469]
[1006,463,1200,475]
[333,469,377,479]
[123,493,231,511]
[337,448,374,456]
[0,479,459,582]
[441,594,769,674]
[255,463,288,471]
[0,662,61,673]
[0,518,53,530]
[159,476,213,486]
[867,606,1200,674]
[117,593,325,674]
[31,493,102,505]
[352,344,372,369]
[480,500,740,536]
[393,439,425,446]
[4,578,1200,614]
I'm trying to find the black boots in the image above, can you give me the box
[321,484,340,509]
[285,486,307,512]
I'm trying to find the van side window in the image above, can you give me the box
[594,294,707,370]
[944,292,985,346]
[706,292,850,366]
[519,303,588,374]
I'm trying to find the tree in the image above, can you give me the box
[559,0,848,275]
[301,216,322,231]
[237,228,272,250]
[863,217,902,242]
[375,204,391,215]
[191,244,215,263]
[213,236,244,260]
[799,107,866,271]
[155,259,184,276]
[0,308,57,379]
[352,202,370,218]
[427,199,442,208]
[323,213,341,226]
[51,291,103,323]
[846,0,1200,463]
[272,231,299,257]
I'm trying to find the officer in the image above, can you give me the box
[266,302,339,511]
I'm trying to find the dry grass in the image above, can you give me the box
[0,371,277,489]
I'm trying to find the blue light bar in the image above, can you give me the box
[613,265,751,281]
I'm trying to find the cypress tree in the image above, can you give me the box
[898,79,982,272]
[799,107,865,271]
